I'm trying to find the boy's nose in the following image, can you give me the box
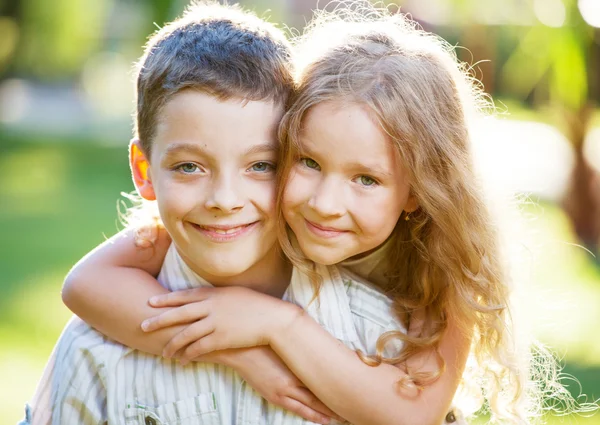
[205,177,244,213]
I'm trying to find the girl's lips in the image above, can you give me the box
[190,221,258,242]
[304,219,347,239]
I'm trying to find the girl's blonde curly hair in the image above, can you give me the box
[276,2,590,423]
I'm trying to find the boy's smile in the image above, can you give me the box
[191,221,260,242]
[134,90,289,294]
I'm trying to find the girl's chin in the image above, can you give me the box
[302,246,346,266]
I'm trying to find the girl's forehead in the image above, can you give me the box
[298,101,401,170]
[303,100,379,127]
[301,101,385,142]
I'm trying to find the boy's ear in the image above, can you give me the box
[129,139,156,201]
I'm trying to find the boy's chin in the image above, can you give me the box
[195,259,255,278]
[188,250,272,278]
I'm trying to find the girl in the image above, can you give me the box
[63,3,572,424]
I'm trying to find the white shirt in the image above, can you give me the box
[26,244,409,425]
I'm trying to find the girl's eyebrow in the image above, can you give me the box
[296,142,317,155]
[299,143,393,178]
[347,161,393,178]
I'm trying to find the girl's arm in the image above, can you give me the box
[62,227,175,355]
[147,287,470,425]
[61,228,338,424]
[268,307,471,425]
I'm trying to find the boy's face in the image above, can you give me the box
[134,90,283,282]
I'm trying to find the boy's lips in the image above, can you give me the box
[190,221,259,241]
[304,219,347,239]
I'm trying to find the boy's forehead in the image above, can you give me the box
[150,91,282,160]
[158,89,284,124]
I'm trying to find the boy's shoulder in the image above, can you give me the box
[58,316,106,352]
[55,316,135,369]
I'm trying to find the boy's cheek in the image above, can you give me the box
[253,180,278,209]
[155,180,199,209]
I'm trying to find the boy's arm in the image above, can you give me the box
[62,226,180,355]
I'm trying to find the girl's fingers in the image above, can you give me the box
[279,397,331,425]
[141,302,209,332]
[291,387,343,422]
[178,332,221,362]
[149,287,213,307]
[163,321,214,358]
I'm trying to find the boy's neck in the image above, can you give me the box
[180,245,293,299]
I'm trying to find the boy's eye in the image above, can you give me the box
[176,163,200,173]
[249,162,274,173]
[357,175,377,187]
[300,157,320,170]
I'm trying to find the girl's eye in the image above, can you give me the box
[176,163,200,174]
[249,162,274,173]
[301,157,320,170]
[357,175,377,187]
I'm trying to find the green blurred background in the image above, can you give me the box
[1,0,599,423]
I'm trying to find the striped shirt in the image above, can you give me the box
[24,244,435,425]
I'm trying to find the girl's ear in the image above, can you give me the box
[404,192,419,213]
[129,139,156,201]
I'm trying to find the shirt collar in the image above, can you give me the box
[158,245,213,291]
[340,235,393,281]
[161,245,360,345]
[284,264,360,345]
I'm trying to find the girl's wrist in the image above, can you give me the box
[193,349,237,367]
[266,302,305,346]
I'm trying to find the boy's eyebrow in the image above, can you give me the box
[243,142,278,156]
[162,141,278,159]
[163,142,207,158]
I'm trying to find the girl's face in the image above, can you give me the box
[282,100,417,265]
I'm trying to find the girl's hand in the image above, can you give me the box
[141,286,303,360]
[197,347,343,425]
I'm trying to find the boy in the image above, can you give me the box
[24,2,303,424]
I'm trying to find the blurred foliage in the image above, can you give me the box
[1,0,599,423]
[11,0,110,79]
[0,0,287,80]
[501,0,593,115]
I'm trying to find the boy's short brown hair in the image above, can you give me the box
[134,1,293,154]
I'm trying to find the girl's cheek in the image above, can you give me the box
[354,192,401,236]
[283,169,307,205]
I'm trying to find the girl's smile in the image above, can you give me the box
[304,218,349,239]
[282,100,417,265]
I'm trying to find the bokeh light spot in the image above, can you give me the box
[534,0,566,27]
